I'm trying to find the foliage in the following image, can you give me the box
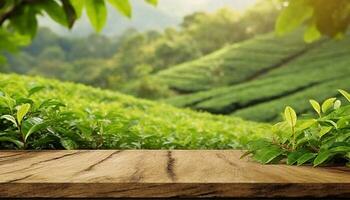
[2,2,280,93]
[243,90,350,167]
[0,85,106,150]
[0,0,156,61]
[161,31,350,122]
[156,30,307,93]
[276,0,350,42]
[0,73,269,150]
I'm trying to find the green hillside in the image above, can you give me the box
[0,73,269,149]
[156,31,350,122]
[155,30,309,92]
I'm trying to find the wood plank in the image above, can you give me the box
[0,150,349,198]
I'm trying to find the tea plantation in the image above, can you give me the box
[156,31,350,122]
[0,73,269,150]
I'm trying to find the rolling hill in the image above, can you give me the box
[153,30,350,122]
[0,73,269,149]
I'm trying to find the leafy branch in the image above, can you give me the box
[243,89,350,167]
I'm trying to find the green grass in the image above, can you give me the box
[0,73,270,149]
[158,31,350,122]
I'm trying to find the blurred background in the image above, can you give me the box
[1,0,349,122]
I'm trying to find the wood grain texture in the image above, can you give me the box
[0,150,349,198]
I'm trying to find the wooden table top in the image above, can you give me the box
[0,150,349,198]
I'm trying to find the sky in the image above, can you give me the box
[40,0,257,37]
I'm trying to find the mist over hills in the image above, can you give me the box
[39,0,256,37]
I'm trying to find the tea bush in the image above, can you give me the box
[244,90,350,166]
[0,73,269,150]
[160,32,350,122]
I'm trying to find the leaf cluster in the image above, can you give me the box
[0,0,157,62]
[276,0,350,42]
[0,85,112,149]
[244,89,350,167]
[0,0,157,35]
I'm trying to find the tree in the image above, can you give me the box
[0,0,157,62]
[276,0,350,42]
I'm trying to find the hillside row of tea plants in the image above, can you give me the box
[0,73,269,150]
[155,31,350,122]
[154,30,309,92]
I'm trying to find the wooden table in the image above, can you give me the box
[0,150,349,199]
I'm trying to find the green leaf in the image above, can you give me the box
[297,153,317,166]
[284,106,297,128]
[0,95,16,111]
[287,149,308,165]
[28,85,45,96]
[296,119,317,132]
[85,0,107,32]
[319,126,332,138]
[16,103,31,125]
[275,0,313,35]
[10,6,38,38]
[313,151,333,166]
[0,115,17,126]
[39,0,68,27]
[240,150,253,159]
[304,21,321,43]
[254,146,284,164]
[309,99,321,116]
[324,119,338,129]
[25,121,50,142]
[61,0,78,28]
[330,146,350,153]
[39,99,66,109]
[145,0,158,6]
[321,98,336,113]
[0,136,24,148]
[333,100,342,110]
[339,89,350,102]
[70,0,85,18]
[60,138,78,150]
[108,0,132,18]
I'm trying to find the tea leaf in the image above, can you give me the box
[309,99,321,116]
[313,151,333,166]
[0,115,17,126]
[333,100,341,109]
[0,136,24,148]
[25,121,50,142]
[86,0,107,32]
[296,119,317,132]
[108,0,132,18]
[275,0,312,35]
[319,126,332,138]
[254,146,284,164]
[60,138,78,150]
[28,86,45,97]
[39,0,69,27]
[284,106,297,128]
[287,149,308,165]
[330,146,350,153]
[16,103,31,125]
[321,98,336,113]
[70,0,85,18]
[297,153,316,166]
[339,89,350,102]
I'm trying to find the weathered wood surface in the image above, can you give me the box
[0,150,349,199]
